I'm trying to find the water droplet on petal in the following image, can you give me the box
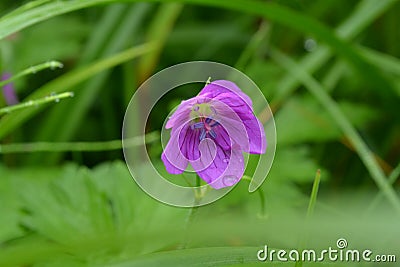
[193,104,200,111]
[222,175,239,186]
[223,158,229,163]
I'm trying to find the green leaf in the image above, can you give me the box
[0,161,187,266]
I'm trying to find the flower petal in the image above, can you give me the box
[242,113,266,154]
[200,81,266,154]
[213,93,266,154]
[199,80,253,109]
[165,98,197,130]
[161,124,190,174]
[191,139,244,189]
[212,124,231,150]
[210,98,250,152]
[182,125,201,161]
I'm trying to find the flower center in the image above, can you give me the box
[190,103,219,141]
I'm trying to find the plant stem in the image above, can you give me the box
[306,169,321,219]
[0,131,159,153]
[181,175,202,249]
[295,169,321,267]
[242,175,266,217]
[0,92,73,116]
[0,61,63,88]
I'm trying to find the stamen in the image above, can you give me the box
[209,129,217,139]
[210,121,219,127]
[199,129,206,141]
[191,122,204,130]
[205,117,212,124]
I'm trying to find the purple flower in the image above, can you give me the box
[1,72,19,105]
[162,80,266,189]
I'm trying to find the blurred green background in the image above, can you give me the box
[0,0,399,266]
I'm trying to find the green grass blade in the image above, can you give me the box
[235,21,270,70]
[306,169,321,219]
[25,3,144,165]
[269,48,400,213]
[0,61,63,88]
[0,43,155,140]
[180,0,395,96]
[359,45,400,76]
[1,0,396,94]
[270,0,397,106]
[335,0,397,38]
[321,60,347,92]
[0,0,52,21]
[30,4,151,164]
[78,4,129,64]
[138,3,183,82]
[295,170,321,267]
[0,131,158,153]
[0,92,73,116]
[366,162,400,213]
[0,0,114,39]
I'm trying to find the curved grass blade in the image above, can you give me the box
[0,61,63,88]
[269,0,398,107]
[0,0,52,21]
[1,0,396,95]
[138,3,183,82]
[29,3,152,164]
[0,0,114,39]
[0,131,158,153]
[269,48,400,213]
[0,92,73,116]
[0,43,155,140]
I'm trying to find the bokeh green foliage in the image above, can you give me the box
[0,0,399,266]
